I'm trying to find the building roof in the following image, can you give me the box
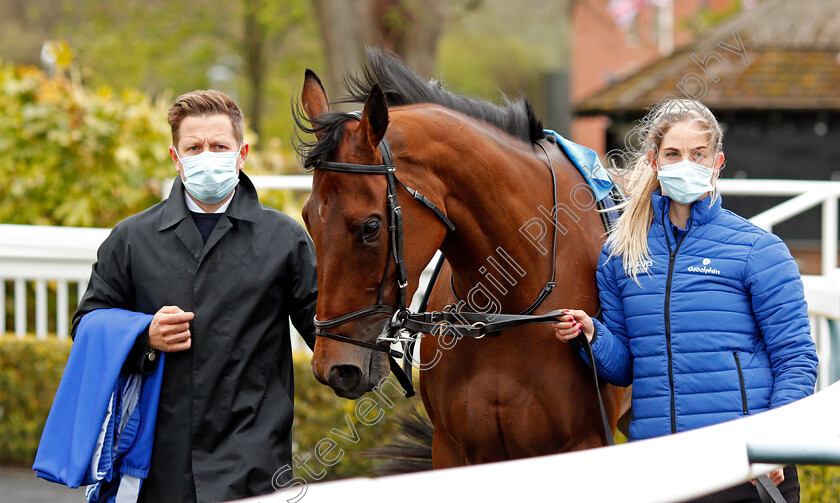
[576,0,840,114]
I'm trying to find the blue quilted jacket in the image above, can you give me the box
[589,191,818,441]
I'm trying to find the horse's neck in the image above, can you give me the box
[433,137,592,314]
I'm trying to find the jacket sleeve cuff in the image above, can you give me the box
[121,326,160,375]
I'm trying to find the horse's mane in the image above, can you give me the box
[294,48,544,170]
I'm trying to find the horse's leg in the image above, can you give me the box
[420,262,469,468]
[431,423,466,469]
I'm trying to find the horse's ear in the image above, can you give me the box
[302,69,330,138]
[359,83,388,152]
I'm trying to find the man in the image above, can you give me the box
[72,89,317,502]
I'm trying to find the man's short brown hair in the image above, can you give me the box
[168,89,244,148]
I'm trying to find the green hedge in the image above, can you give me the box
[0,336,423,481]
[0,336,71,464]
[291,355,424,481]
[800,465,840,502]
[2,335,838,500]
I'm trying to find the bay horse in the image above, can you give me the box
[297,49,624,467]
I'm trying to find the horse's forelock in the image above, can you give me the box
[293,107,358,171]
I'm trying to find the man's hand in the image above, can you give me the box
[148,306,194,352]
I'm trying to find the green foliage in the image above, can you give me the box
[291,354,427,481]
[437,34,547,111]
[0,0,322,143]
[0,336,71,466]
[800,465,840,503]
[0,62,172,227]
[0,62,302,228]
[0,337,425,480]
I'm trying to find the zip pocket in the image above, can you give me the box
[733,352,748,415]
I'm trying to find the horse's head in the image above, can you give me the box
[298,69,450,398]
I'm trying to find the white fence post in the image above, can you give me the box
[818,316,832,390]
[77,280,87,304]
[14,278,26,337]
[0,280,5,335]
[57,279,69,340]
[36,279,47,339]
[822,197,838,274]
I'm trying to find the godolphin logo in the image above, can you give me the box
[689,258,720,275]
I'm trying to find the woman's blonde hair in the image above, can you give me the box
[606,98,724,282]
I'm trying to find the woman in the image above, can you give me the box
[553,99,818,502]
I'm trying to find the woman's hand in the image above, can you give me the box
[552,309,595,343]
[750,467,785,487]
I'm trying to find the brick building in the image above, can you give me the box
[572,0,840,273]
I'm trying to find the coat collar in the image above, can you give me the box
[651,189,722,229]
[159,172,260,231]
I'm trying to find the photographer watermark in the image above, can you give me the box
[271,373,411,501]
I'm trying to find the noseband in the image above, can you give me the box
[312,117,455,397]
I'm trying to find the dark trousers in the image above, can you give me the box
[683,466,799,503]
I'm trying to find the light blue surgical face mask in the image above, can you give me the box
[657,159,715,205]
[175,147,241,204]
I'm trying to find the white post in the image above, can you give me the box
[36,279,47,339]
[0,280,5,336]
[818,316,831,391]
[657,0,674,56]
[57,279,69,340]
[822,196,838,274]
[77,280,88,304]
[15,278,26,338]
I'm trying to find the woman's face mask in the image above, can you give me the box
[654,121,720,204]
[657,160,714,204]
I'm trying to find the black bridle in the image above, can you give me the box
[310,121,560,396]
[312,130,454,398]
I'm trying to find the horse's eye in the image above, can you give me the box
[361,218,381,241]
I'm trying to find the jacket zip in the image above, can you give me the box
[733,352,749,415]
[663,215,691,434]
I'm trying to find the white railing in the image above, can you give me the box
[241,380,840,503]
[0,224,109,339]
[717,179,840,273]
[2,178,839,383]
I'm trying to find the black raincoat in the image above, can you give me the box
[72,173,317,502]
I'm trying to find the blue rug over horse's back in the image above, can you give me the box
[543,129,613,201]
[543,129,624,233]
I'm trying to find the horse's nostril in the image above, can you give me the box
[327,364,363,391]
